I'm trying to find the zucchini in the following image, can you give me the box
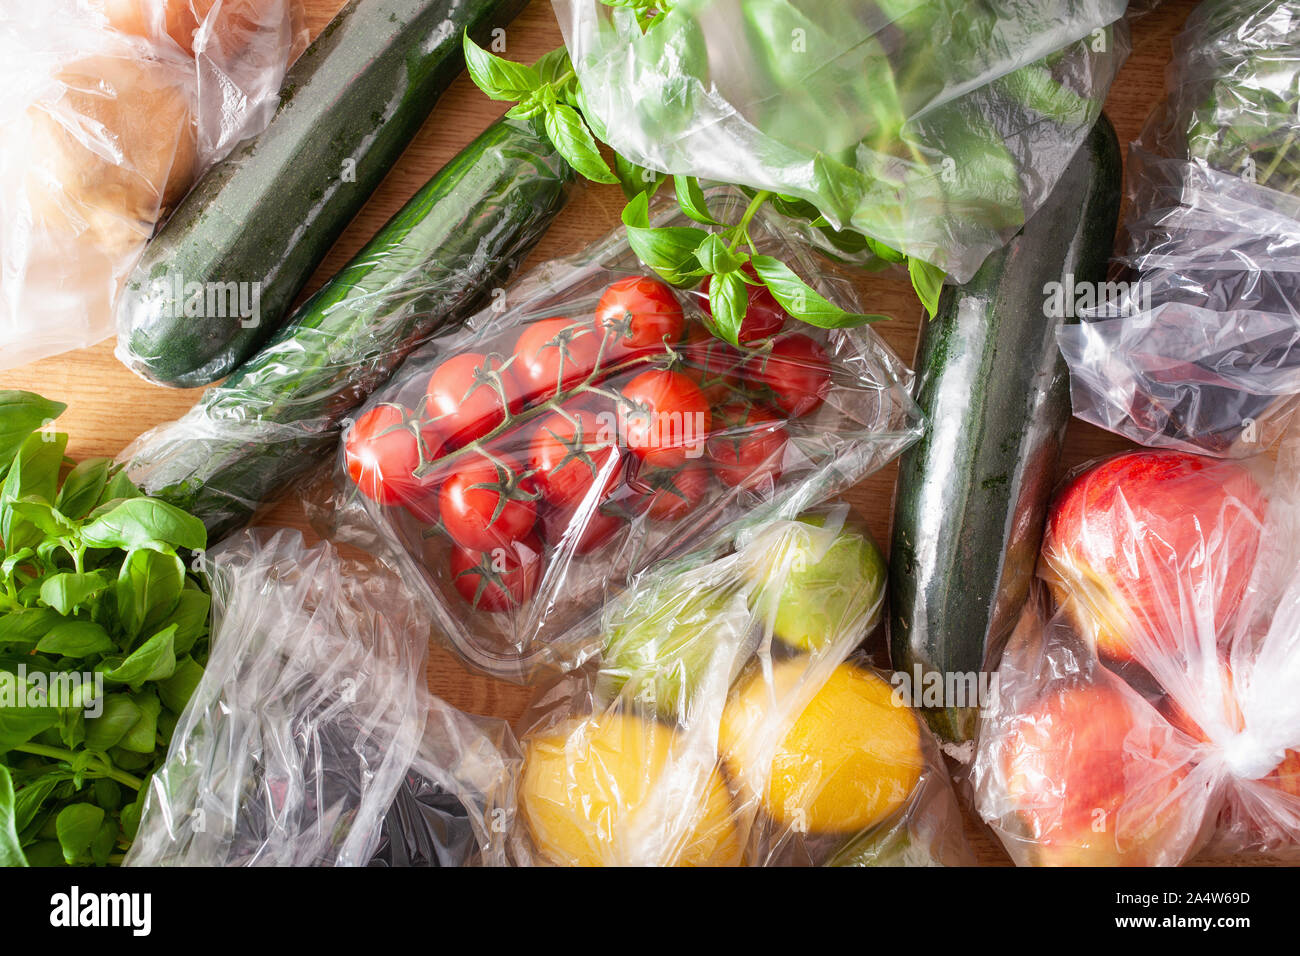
[117,0,528,387]
[888,115,1121,743]
[123,118,573,540]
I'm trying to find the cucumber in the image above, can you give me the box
[117,0,528,388]
[888,115,1121,743]
[124,118,573,540]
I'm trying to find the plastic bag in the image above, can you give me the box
[125,529,517,867]
[973,446,1300,865]
[509,502,971,867]
[554,0,1128,282]
[0,0,305,370]
[1060,0,1300,456]
[320,188,921,683]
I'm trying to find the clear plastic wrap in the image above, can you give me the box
[1060,0,1300,455]
[973,446,1300,865]
[125,528,517,867]
[510,502,972,867]
[554,0,1128,282]
[0,0,305,370]
[320,189,921,683]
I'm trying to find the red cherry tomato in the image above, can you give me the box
[511,317,603,406]
[706,403,788,491]
[678,322,747,404]
[425,352,521,448]
[618,369,712,469]
[345,404,429,506]
[698,263,787,343]
[629,461,714,521]
[746,333,831,417]
[449,533,543,612]
[527,408,623,509]
[595,276,685,356]
[439,452,537,552]
[540,505,625,555]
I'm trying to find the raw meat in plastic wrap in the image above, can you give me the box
[125,529,518,867]
[511,502,972,867]
[1060,0,1300,455]
[318,189,922,683]
[554,0,1128,282]
[0,0,305,370]
[974,446,1300,865]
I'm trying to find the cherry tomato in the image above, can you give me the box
[345,404,429,506]
[745,333,831,417]
[678,322,747,404]
[527,408,623,509]
[595,276,685,356]
[439,452,537,552]
[540,505,625,555]
[618,369,712,469]
[449,533,543,612]
[511,317,603,406]
[425,352,521,448]
[628,461,714,521]
[706,403,788,491]
[698,263,787,343]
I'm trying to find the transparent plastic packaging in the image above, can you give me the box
[0,0,305,370]
[509,502,972,867]
[554,0,1128,282]
[321,190,921,683]
[1060,0,1300,456]
[974,446,1300,865]
[125,529,517,868]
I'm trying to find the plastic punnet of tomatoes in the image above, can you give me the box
[508,502,972,867]
[972,445,1300,866]
[327,191,921,682]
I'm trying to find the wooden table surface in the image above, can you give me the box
[1,0,1232,865]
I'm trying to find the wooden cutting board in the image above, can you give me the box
[6,0,1263,865]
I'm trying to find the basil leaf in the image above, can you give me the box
[707,270,748,346]
[84,695,141,752]
[694,234,743,276]
[158,656,205,715]
[615,153,667,201]
[12,774,60,837]
[95,468,142,509]
[118,688,161,754]
[80,497,206,552]
[462,32,541,101]
[622,194,709,285]
[0,391,64,475]
[55,458,109,520]
[908,256,947,319]
[35,620,114,659]
[55,803,104,865]
[543,102,618,184]
[534,47,572,88]
[0,766,27,867]
[163,589,211,657]
[39,572,109,616]
[750,255,889,327]
[7,500,75,539]
[673,176,720,225]
[1,431,68,548]
[0,672,60,753]
[0,608,61,648]
[102,624,177,687]
[116,549,185,640]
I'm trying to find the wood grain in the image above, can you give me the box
[1,0,1227,864]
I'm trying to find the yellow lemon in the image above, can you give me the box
[520,711,742,867]
[719,659,923,835]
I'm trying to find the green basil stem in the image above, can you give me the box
[728,190,772,254]
[14,743,144,791]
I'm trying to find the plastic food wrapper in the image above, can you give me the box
[508,502,971,867]
[554,0,1128,282]
[0,0,305,370]
[319,189,921,683]
[973,445,1300,865]
[125,528,518,867]
[1060,0,1300,456]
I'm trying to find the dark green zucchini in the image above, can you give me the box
[117,0,527,387]
[124,118,573,540]
[889,115,1122,743]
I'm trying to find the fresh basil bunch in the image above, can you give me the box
[0,391,209,867]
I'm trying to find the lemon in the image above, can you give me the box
[719,659,923,835]
[520,711,742,866]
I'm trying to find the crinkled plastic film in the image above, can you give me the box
[1060,0,1300,455]
[322,189,922,683]
[973,446,1300,865]
[0,0,305,369]
[125,529,518,867]
[510,502,972,867]
[555,0,1128,281]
